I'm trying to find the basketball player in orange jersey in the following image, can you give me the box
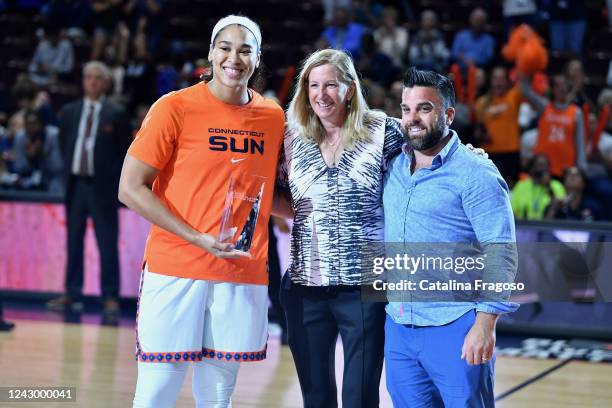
[520,73,587,179]
[118,15,286,408]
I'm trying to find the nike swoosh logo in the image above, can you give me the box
[231,158,246,164]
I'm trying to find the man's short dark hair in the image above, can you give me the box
[403,67,455,109]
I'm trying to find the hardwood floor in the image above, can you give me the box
[1,319,611,407]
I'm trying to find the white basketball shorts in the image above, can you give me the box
[136,265,269,363]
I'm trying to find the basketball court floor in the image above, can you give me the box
[1,305,611,407]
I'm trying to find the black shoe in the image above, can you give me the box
[102,298,120,314]
[46,295,84,311]
[0,320,15,331]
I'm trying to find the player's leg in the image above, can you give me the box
[192,359,241,408]
[196,282,268,405]
[133,361,189,408]
[134,266,210,407]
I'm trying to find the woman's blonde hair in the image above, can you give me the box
[287,49,384,148]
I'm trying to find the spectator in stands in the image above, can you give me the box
[46,61,131,313]
[511,154,566,220]
[502,0,538,35]
[373,6,408,69]
[565,59,594,110]
[520,125,538,170]
[102,45,126,105]
[123,0,164,56]
[522,111,612,206]
[90,0,128,61]
[7,77,56,137]
[520,73,587,179]
[598,89,612,130]
[362,79,386,109]
[12,109,63,193]
[155,42,183,98]
[319,6,368,60]
[131,103,150,136]
[0,87,10,128]
[322,0,352,24]
[28,23,75,87]
[546,166,601,221]
[451,7,495,70]
[384,80,403,118]
[589,89,612,160]
[123,30,156,114]
[357,33,399,88]
[42,0,92,40]
[0,123,16,186]
[475,66,522,185]
[585,111,612,220]
[156,61,179,98]
[2,129,27,188]
[408,10,450,73]
[352,0,384,27]
[546,0,587,56]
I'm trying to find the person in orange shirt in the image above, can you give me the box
[476,66,522,185]
[520,73,587,179]
[118,15,286,408]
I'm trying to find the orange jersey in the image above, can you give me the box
[534,103,578,178]
[128,82,285,285]
[476,86,521,153]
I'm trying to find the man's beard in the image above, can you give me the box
[402,117,446,151]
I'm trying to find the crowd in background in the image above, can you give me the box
[0,0,611,222]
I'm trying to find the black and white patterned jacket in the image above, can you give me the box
[277,115,403,286]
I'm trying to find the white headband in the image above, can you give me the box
[211,15,262,52]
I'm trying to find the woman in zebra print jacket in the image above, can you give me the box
[277,48,404,408]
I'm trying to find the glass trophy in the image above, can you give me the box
[217,175,266,254]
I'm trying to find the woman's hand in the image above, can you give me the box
[465,143,489,159]
[120,155,251,259]
[191,232,251,259]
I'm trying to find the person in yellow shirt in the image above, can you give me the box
[511,154,566,219]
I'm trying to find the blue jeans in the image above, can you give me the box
[385,311,495,408]
[549,20,586,55]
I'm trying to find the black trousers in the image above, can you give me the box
[65,177,120,299]
[280,275,386,408]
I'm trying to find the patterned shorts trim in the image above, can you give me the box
[136,345,267,363]
[135,267,269,364]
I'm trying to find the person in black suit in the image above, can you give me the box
[47,61,131,313]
